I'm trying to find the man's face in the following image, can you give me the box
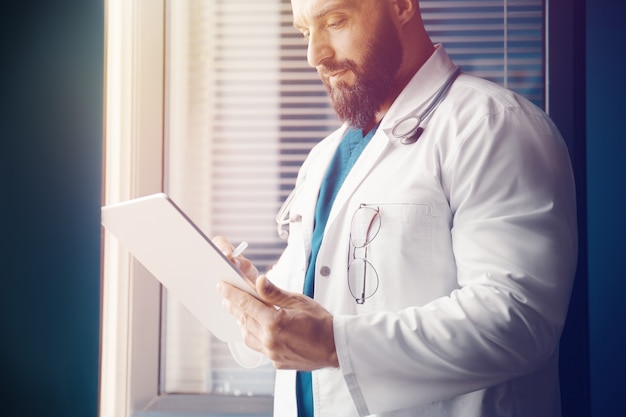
[292,0,403,129]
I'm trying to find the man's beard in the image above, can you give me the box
[319,16,403,130]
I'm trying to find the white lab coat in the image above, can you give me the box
[231,45,578,417]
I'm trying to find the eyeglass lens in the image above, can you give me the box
[348,258,379,304]
[348,205,381,304]
[350,206,381,247]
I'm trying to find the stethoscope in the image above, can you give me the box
[276,66,462,239]
[276,180,305,239]
[391,65,461,144]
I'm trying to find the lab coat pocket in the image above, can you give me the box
[358,202,434,309]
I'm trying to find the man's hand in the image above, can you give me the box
[213,235,259,289]
[217,274,339,371]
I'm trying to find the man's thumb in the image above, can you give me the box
[256,275,302,308]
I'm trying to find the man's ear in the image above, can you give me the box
[390,0,418,26]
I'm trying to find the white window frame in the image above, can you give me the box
[100,0,163,417]
[100,0,164,415]
[100,0,271,415]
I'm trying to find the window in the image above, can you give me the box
[100,0,546,416]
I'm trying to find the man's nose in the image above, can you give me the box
[306,30,333,68]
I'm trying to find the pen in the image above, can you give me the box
[231,241,248,257]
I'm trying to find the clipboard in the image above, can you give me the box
[101,193,252,342]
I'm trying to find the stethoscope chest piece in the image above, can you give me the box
[392,114,424,145]
[401,127,424,145]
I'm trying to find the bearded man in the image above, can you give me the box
[216,1,578,416]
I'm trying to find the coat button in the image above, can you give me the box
[319,266,331,277]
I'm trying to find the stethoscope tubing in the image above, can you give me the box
[392,66,461,144]
[276,180,305,239]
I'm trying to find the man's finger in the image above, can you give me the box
[235,258,259,290]
[212,235,234,253]
[218,282,271,323]
[218,281,274,351]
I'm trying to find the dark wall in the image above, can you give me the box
[0,1,103,417]
[547,1,590,415]
[586,0,626,416]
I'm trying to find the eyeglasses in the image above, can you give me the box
[348,204,380,304]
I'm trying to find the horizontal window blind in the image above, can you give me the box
[163,0,284,396]
[163,0,544,398]
[422,0,544,106]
